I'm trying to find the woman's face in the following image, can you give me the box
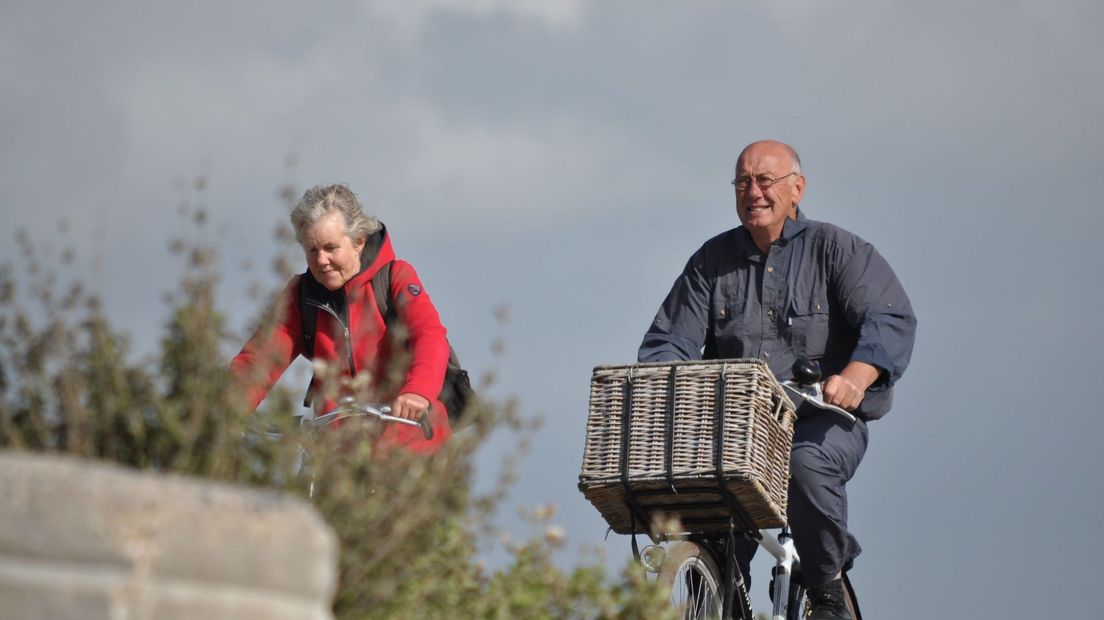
[302,211,366,291]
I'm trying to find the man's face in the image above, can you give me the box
[734,143,805,243]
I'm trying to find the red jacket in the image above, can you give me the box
[231,228,451,452]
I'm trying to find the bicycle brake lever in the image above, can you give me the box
[417,409,434,441]
[376,407,432,440]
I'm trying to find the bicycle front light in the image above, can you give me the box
[640,545,666,573]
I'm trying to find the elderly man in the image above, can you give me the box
[639,140,916,620]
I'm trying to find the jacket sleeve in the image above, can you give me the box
[638,246,712,362]
[389,261,449,402]
[229,277,304,408]
[830,236,917,389]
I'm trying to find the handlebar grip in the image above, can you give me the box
[417,410,434,441]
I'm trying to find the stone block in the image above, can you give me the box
[0,451,337,620]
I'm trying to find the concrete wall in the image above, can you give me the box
[0,452,337,620]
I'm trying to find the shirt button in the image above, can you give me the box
[767,308,774,317]
[767,266,774,273]
[764,351,771,358]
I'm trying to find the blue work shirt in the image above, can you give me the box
[638,211,916,420]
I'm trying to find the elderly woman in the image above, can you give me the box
[231,184,451,452]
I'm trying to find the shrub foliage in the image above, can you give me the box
[0,210,673,619]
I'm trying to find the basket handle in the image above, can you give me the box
[772,392,786,423]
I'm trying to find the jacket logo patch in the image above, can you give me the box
[407,284,422,297]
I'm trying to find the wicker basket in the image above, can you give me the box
[578,359,796,536]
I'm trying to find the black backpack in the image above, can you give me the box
[299,263,474,424]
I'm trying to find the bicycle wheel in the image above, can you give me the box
[658,542,723,620]
[786,572,861,620]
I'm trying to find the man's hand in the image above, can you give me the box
[822,361,881,412]
[392,392,430,421]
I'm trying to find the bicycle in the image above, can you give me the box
[299,396,433,498]
[640,359,862,620]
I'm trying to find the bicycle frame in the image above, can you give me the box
[753,527,799,620]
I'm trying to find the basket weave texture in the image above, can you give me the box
[578,359,796,535]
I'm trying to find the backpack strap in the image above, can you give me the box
[371,261,397,328]
[299,273,318,359]
[299,272,323,407]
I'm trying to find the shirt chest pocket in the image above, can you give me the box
[712,287,747,342]
[787,293,830,358]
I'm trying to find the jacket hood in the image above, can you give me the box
[347,222,396,291]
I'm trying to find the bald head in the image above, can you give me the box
[737,140,802,174]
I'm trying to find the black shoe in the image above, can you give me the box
[807,578,852,620]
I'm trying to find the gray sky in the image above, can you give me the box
[4,1,1103,616]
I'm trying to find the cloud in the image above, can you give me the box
[366,0,586,40]
[0,1,596,241]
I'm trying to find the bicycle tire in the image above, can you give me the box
[786,572,861,620]
[658,542,725,620]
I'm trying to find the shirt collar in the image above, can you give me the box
[781,208,809,241]
[741,208,809,259]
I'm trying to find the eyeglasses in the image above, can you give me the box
[731,172,798,192]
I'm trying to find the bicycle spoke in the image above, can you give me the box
[669,558,720,619]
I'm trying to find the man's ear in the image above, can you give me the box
[791,174,806,205]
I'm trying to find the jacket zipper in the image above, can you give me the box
[305,300,357,376]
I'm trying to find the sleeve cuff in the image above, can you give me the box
[850,343,894,391]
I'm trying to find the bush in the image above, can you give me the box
[0,204,673,619]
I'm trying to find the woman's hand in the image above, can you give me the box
[391,392,430,421]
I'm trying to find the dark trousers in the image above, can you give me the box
[734,409,869,590]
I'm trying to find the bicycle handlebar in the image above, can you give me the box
[306,398,434,441]
[780,358,858,424]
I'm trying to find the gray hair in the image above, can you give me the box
[290,184,381,246]
[785,144,803,174]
